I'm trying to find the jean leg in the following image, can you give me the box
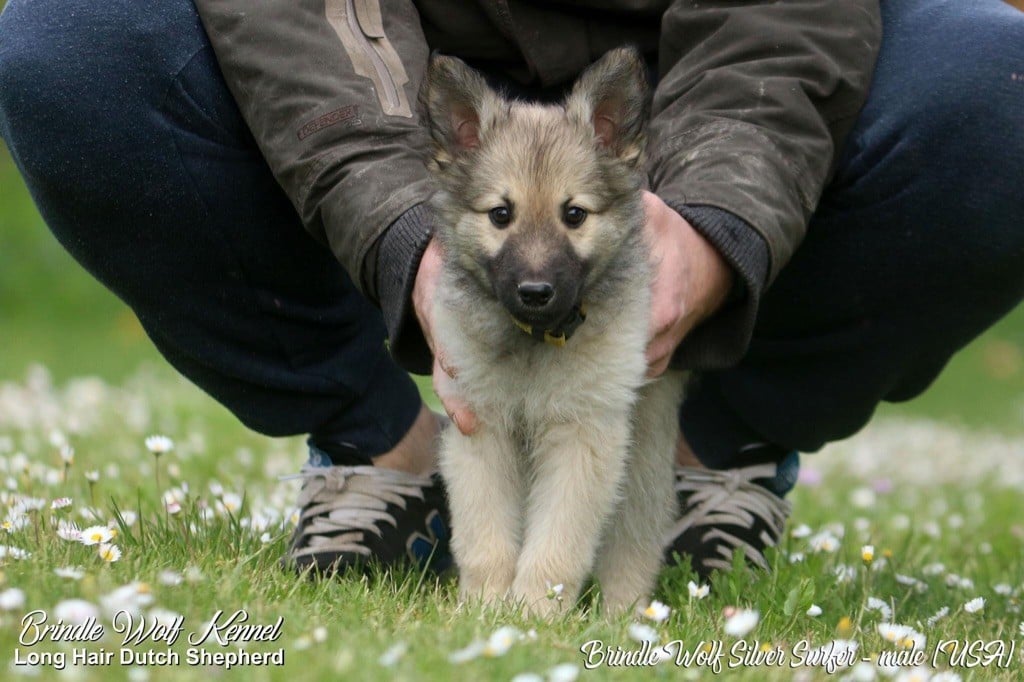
[0,0,422,456]
[682,0,1024,464]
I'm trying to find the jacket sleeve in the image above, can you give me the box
[648,0,882,369]
[194,0,436,367]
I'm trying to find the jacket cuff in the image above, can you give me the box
[669,204,770,370]
[373,204,434,375]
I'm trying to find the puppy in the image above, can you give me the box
[421,47,685,615]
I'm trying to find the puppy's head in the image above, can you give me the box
[421,47,650,331]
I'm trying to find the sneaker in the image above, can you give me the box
[663,457,794,579]
[281,463,452,575]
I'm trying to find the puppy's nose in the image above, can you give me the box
[517,281,554,308]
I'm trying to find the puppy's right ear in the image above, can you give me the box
[419,54,501,165]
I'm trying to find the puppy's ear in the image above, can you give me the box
[419,54,502,165]
[565,46,651,167]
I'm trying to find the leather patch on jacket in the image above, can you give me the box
[325,0,413,117]
[297,105,362,140]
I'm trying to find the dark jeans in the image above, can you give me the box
[1,0,1022,466]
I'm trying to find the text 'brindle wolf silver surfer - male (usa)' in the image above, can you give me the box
[421,46,687,616]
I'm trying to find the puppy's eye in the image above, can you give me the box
[563,206,587,228]
[488,206,512,228]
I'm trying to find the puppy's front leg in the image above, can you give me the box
[510,415,630,615]
[440,425,524,605]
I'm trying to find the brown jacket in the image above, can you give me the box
[195,0,882,374]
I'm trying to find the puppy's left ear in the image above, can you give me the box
[565,46,651,167]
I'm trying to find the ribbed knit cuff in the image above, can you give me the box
[669,204,770,370]
[373,204,434,375]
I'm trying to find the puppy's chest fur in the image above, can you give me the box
[435,233,652,434]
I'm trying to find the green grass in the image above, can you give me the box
[3,141,1024,681]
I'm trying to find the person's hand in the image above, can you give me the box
[413,238,479,435]
[643,191,734,377]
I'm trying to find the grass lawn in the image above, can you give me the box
[2,136,1023,682]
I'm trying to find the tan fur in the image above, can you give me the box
[422,48,686,616]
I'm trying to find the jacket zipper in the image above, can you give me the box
[345,0,401,114]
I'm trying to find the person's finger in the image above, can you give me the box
[433,358,478,435]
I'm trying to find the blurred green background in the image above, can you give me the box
[2,140,1023,435]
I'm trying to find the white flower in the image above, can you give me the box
[834,564,857,584]
[378,642,407,667]
[844,660,877,681]
[100,583,153,618]
[806,604,822,617]
[312,626,328,643]
[84,470,100,483]
[860,545,875,563]
[484,626,521,657]
[926,606,950,628]
[79,525,113,546]
[217,492,242,515]
[809,531,840,553]
[545,581,565,600]
[98,543,121,563]
[930,673,962,682]
[895,574,927,591]
[147,608,182,627]
[511,675,544,682]
[922,562,946,576]
[165,501,182,515]
[945,574,974,590]
[963,597,985,614]
[850,487,876,508]
[894,667,933,682]
[50,497,73,511]
[865,597,893,621]
[994,583,1013,596]
[723,609,759,637]
[0,545,30,560]
[184,566,204,583]
[789,552,806,564]
[642,600,670,622]
[546,663,580,682]
[126,668,149,682]
[0,588,26,611]
[59,444,75,465]
[687,581,710,599]
[158,570,183,586]
[628,622,659,643]
[54,567,86,580]
[448,639,486,664]
[790,523,812,538]
[1019,622,1024,637]
[53,599,99,626]
[56,521,81,542]
[876,623,926,651]
[144,435,174,455]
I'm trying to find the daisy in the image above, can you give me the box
[100,583,153,618]
[723,609,759,637]
[144,435,174,455]
[84,470,100,483]
[806,604,823,617]
[861,545,875,563]
[688,580,710,599]
[993,583,1013,596]
[628,622,659,643]
[0,545,31,560]
[876,623,926,651]
[217,492,242,515]
[50,497,73,511]
[484,626,521,657]
[547,663,580,682]
[54,567,86,580]
[790,523,812,538]
[53,599,100,626]
[448,639,486,664]
[0,588,26,611]
[157,570,183,586]
[79,525,113,546]
[963,597,985,614]
[865,597,893,621]
[926,606,950,628]
[643,600,670,623]
[56,521,81,542]
[378,642,407,667]
[98,543,121,563]
[546,581,565,601]
[808,530,840,553]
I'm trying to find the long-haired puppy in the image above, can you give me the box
[421,46,685,615]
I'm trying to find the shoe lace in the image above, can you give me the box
[665,464,792,571]
[282,465,434,558]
